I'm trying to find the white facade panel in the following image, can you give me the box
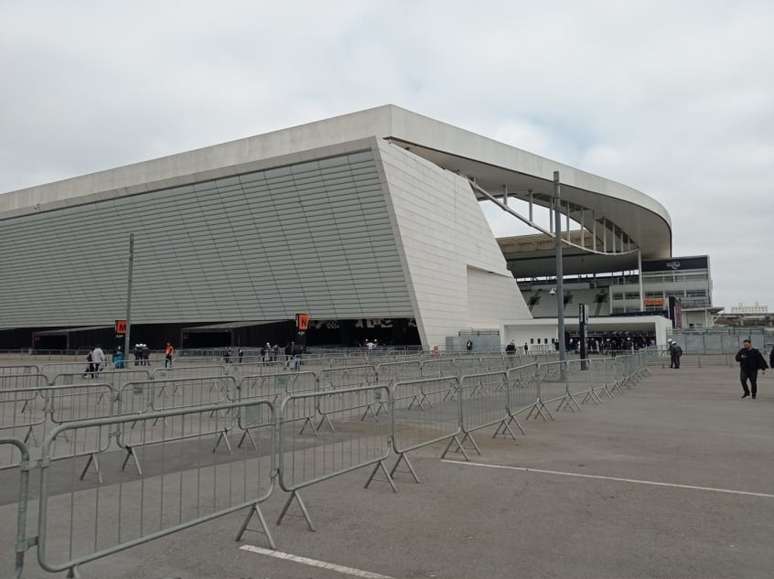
[378,142,532,347]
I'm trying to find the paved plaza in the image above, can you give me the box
[2,364,773,578]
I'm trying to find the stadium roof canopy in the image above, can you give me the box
[0,105,672,264]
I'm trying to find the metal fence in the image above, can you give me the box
[34,400,275,577]
[2,351,649,577]
[277,385,394,530]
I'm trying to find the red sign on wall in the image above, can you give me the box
[115,319,127,336]
[295,313,310,331]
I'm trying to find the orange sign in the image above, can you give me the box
[115,319,127,336]
[295,313,311,331]
[644,298,665,307]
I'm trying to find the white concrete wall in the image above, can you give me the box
[378,141,532,348]
[503,323,558,352]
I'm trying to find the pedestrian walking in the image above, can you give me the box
[523,342,529,354]
[735,339,768,399]
[92,345,105,377]
[164,342,175,368]
[238,348,244,363]
[465,339,473,352]
[112,347,125,370]
[82,349,95,378]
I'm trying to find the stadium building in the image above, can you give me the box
[0,105,687,350]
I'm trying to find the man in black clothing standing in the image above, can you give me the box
[735,339,768,399]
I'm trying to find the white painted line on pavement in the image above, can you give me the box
[442,460,774,499]
[240,544,394,578]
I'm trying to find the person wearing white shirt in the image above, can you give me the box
[92,346,105,375]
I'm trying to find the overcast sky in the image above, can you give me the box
[1,1,772,309]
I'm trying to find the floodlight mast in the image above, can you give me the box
[554,171,567,377]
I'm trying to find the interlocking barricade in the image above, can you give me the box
[45,383,116,482]
[0,372,48,391]
[0,383,48,470]
[506,363,541,415]
[390,376,464,482]
[35,400,276,577]
[1,437,32,578]
[150,365,227,380]
[118,376,237,417]
[458,372,519,453]
[233,372,317,449]
[0,364,40,377]
[318,365,377,391]
[375,360,423,384]
[535,361,567,405]
[236,371,319,404]
[39,362,122,381]
[228,361,287,378]
[454,357,484,376]
[51,369,151,389]
[277,385,393,531]
[420,358,457,378]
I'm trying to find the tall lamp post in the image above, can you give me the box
[554,171,567,373]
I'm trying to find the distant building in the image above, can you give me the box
[716,303,773,327]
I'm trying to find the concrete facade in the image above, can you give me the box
[0,106,674,349]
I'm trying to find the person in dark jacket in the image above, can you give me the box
[735,339,768,399]
[770,346,774,371]
[668,340,683,369]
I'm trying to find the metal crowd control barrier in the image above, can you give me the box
[27,400,276,578]
[390,376,465,483]
[38,362,115,381]
[457,371,525,455]
[234,371,318,449]
[116,376,237,474]
[1,384,46,470]
[50,369,151,389]
[0,372,48,392]
[506,363,542,420]
[228,361,286,378]
[150,365,227,380]
[0,365,40,378]
[1,382,114,478]
[375,360,423,384]
[318,365,377,390]
[1,437,31,579]
[420,358,457,378]
[277,385,393,531]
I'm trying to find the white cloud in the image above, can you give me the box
[1,0,773,308]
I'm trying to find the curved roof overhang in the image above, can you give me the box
[0,105,673,261]
[383,112,671,260]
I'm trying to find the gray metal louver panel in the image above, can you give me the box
[0,149,414,327]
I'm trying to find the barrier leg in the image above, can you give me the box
[493,414,525,439]
[121,446,143,476]
[455,432,481,456]
[314,413,335,433]
[79,453,103,484]
[212,429,233,454]
[390,452,421,484]
[237,429,259,450]
[236,503,276,549]
[66,565,81,578]
[276,490,315,532]
[364,459,398,493]
[440,435,470,461]
[298,416,319,437]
